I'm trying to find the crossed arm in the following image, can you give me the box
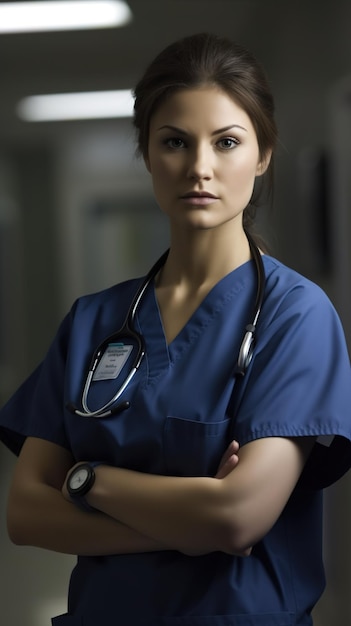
[7,434,314,557]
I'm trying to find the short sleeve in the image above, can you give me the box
[0,278,141,457]
[0,310,73,455]
[232,272,351,489]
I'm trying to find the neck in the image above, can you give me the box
[157,226,251,292]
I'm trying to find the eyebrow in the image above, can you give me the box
[156,124,248,134]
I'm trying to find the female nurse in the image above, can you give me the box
[1,32,351,626]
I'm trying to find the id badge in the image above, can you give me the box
[93,343,133,381]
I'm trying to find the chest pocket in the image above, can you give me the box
[163,416,231,477]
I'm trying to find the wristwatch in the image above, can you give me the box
[66,462,98,511]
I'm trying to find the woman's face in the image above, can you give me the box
[145,86,270,234]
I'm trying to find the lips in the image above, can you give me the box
[180,191,219,206]
[181,191,219,199]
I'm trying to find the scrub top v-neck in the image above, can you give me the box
[63,259,256,478]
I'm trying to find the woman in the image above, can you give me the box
[1,33,351,625]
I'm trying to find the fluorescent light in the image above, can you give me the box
[17,90,135,121]
[0,1,132,33]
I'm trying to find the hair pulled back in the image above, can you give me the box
[133,33,278,242]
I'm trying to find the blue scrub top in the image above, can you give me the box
[1,255,351,626]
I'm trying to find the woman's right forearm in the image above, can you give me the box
[7,481,167,556]
[7,437,168,556]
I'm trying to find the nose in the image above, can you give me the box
[187,143,213,181]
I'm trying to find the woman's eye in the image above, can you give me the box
[217,137,239,150]
[164,137,186,149]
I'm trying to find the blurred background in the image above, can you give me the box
[0,0,350,624]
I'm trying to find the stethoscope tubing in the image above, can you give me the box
[67,236,265,417]
[236,236,265,375]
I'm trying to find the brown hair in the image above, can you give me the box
[133,33,278,245]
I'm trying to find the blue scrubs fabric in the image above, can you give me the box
[1,256,351,626]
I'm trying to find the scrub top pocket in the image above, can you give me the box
[163,416,231,476]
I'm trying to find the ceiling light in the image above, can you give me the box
[16,90,135,121]
[0,1,132,33]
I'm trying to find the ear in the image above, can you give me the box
[256,150,272,177]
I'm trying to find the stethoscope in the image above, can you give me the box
[66,233,265,419]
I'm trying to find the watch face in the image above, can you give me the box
[68,463,95,497]
[70,467,89,492]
